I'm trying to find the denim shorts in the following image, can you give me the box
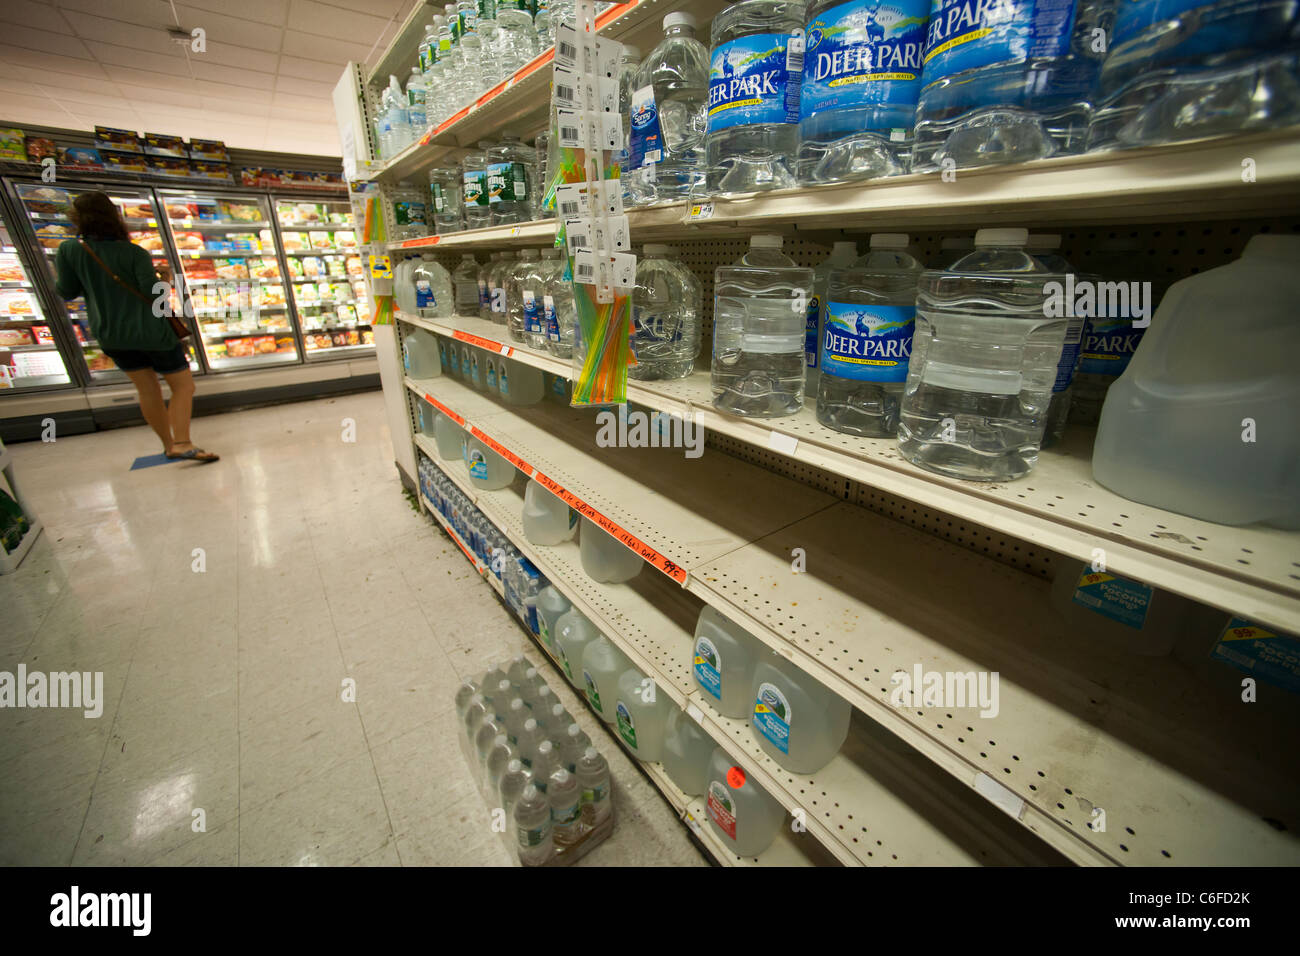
[102,343,189,374]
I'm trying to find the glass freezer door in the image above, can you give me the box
[272,196,371,360]
[9,181,199,383]
[158,188,300,371]
[0,204,73,389]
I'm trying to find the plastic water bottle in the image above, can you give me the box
[391,182,428,239]
[387,75,413,151]
[804,241,858,393]
[462,692,490,742]
[580,635,631,723]
[615,667,672,762]
[535,127,550,205]
[817,233,923,437]
[578,516,643,584]
[1029,236,1084,448]
[553,607,601,688]
[523,478,578,545]
[452,253,481,316]
[486,677,513,718]
[897,228,1068,481]
[506,249,540,343]
[557,722,592,772]
[712,234,813,418]
[536,585,571,656]
[616,44,641,187]
[514,783,553,864]
[519,252,548,349]
[434,411,463,460]
[432,15,461,109]
[498,757,530,820]
[475,714,508,768]
[488,133,537,225]
[429,166,463,234]
[798,0,929,182]
[576,746,613,826]
[454,678,481,721]
[706,0,806,195]
[705,746,784,856]
[475,0,503,87]
[1090,0,1300,150]
[499,357,544,405]
[461,145,492,228]
[516,716,547,767]
[529,682,556,718]
[419,19,440,81]
[503,696,529,745]
[628,13,709,205]
[693,605,762,718]
[533,0,551,47]
[548,767,584,847]
[548,0,576,49]
[912,0,1104,171]
[484,733,515,793]
[540,249,576,358]
[375,87,394,157]
[457,1,486,98]
[751,651,851,774]
[496,0,539,75]
[463,435,516,489]
[412,255,453,318]
[630,244,702,380]
[660,709,715,796]
[406,68,429,137]
[1093,234,1300,528]
[489,250,514,325]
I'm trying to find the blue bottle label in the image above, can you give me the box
[753,682,791,754]
[628,84,664,170]
[523,291,543,335]
[921,0,1078,87]
[486,363,497,388]
[822,302,914,382]
[1071,570,1152,630]
[544,294,559,341]
[805,294,821,368]
[801,0,929,123]
[693,636,723,700]
[478,278,490,309]
[708,33,805,133]
[415,280,436,308]
[1051,315,1085,392]
[1079,317,1145,377]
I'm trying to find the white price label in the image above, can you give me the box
[688,202,714,221]
[556,108,583,148]
[975,772,1027,820]
[573,250,596,285]
[767,430,799,456]
[685,703,705,725]
[555,184,589,219]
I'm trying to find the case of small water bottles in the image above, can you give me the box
[457,654,616,866]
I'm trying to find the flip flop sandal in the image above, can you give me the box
[166,447,220,462]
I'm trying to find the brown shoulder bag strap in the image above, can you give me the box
[76,238,190,341]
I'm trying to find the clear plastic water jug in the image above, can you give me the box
[433,411,463,461]
[581,635,631,723]
[522,478,578,545]
[693,605,762,719]
[614,666,673,761]
[750,652,851,774]
[660,709,715,796]
[553,607,601,688]
[578,517,643,584]
[463,434,516,490]
[403,328,441,378]
[705,746,784,857]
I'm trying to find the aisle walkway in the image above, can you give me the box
[0,391,706,867]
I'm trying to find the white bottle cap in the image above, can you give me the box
[524,717,538,731]
[567,723,582,738]
[494,734,508,747]
[508,758,522,772]
[521,783,539,800]
[510,698,524,712]
[469,693,484,705]
[974,227,1028,247]
[553,768,571,784]
[663,12,695,30]
[550,703,566,718]
[870,233,910,248]
[751,234,783,249]
[584,746,598,760]
[539,740,553,754]
[497,679,511,693]
[1026,233,1062,250]
[536,685,553,700]
[622,45,640,58]
[643,244,672,256]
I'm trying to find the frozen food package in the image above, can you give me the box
[308,231,333,249]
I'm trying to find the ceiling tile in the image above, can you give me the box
[192,43,280,74]
[312,0,410,17]
[0,78,42,97]
[53,89,138,112]
[25,70,125,95]
[189,61,275,91]
[286,0,393,42]
[0,43,108,79]
[6,0,74,34]
[194,78,269,102]
[172,4,284,53]
[54,0,175,30]
[115,82,209,108]
[62,12,184,57]
[6,24,91,58]
[101,64,199,93]
[199,97,273,119]
[83,39,186,70]
[178,0,291,28]
[278,54,346,83]
[280,29,373,66]
[273,74,336,98]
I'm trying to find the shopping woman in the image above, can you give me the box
[54,191,218,462]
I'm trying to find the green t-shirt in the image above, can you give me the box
[54,238,178,352]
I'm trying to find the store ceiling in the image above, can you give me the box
[0,0,409,157]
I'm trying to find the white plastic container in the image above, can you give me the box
[499,357,545,405]
[433,412,463,461]
[750,653,851,775]
[1093,235,1300,529]
[614,667,672,762]
[704,746,784,857]
[402,328,441,378]
[1049,557,1199,657]
[417,398,437,437]
[553,607,601,688]
[522,478,577,546]
[535,585,571,658]
[692,605,761,719]
[580,635,631,724]
[578,516,643,584]
[660,709,714,797]
[462,435,515,490]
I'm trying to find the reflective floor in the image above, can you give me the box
[0,390,705,867]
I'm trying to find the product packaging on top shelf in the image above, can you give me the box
[149,158,193,178]
[191,161,233,181]
[102,151,149,173]
[57,147,105,169]
[188,138,229,162]
[23,138,57,164]
[143,133,187,157]
[0,129,26,162]
[94,126,143,153]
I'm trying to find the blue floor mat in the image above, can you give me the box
[130,453,182,470]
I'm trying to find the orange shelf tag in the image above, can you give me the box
[469,427,534,477]
[451,329,511,356]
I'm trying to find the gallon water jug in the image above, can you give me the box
[897,228,1068,481]
[499,357,545,405]
[418,399,437,437]
[536,585,571,657]
[553,607,601,688]
[750,652,851,774]
[705,746,784,857]
[413,256,454,318]
[1093,235,1300,529]
[581,636,631,723]
[660,709,715,796]
[614,667,673,761]
[579,517,644,584]
[433,411,463,460]
[403,328,442,378]
[693,605,762,719]
[1050,556,1200,657]
[463,435,516,490]
[522,478,578,545]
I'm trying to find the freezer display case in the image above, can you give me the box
[10,181,198,383]
[158,188,299,371]
[0,205,72,389]
[273,197,371,360]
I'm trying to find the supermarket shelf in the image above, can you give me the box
[277,224,352,231]
[183,277,280,285]
[169,220,270,229]
[400,313,1300,634]
[404,371,1300,867]
[367,0,441,87]
[0,280,32,288]
[416,441,1066,867]
[284,248,357,256]
[306,344,374,355]
[421,489,488,575]
[1,374,70,388]
[0,343,58,352]
[206,352,299,370]
[200,328,294,341]
[387,218,558,252]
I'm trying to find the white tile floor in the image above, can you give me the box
[0,390,707,867]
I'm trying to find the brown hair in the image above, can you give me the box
[69,191,129,241]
